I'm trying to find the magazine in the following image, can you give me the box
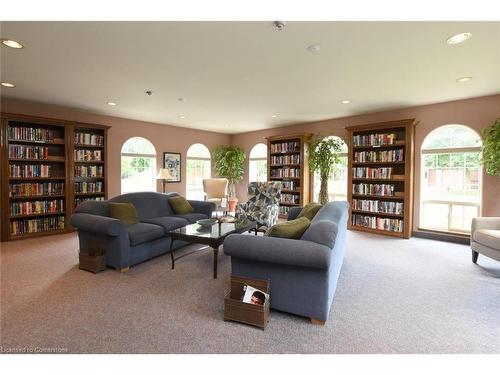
[241,285,269,306]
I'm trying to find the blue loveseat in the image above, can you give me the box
[70,192,215,271]
[223,201,348,324]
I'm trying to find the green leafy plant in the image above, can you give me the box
[213,145,246,197]
[308,136,344,205]
[482,118,500,176]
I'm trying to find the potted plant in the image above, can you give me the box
[213,145,246,212]
[482,119,500,176]
[308,136,344,205]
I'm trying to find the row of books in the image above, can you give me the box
[9,164,54,178]
[270,154,300,165]
[10,199,64,216]
[74,165,104,178]
[352,214,404,232]
[8,126,60,143]
[353,149,404,163]
[9,182,65,197]
[352,133,396,147]
[352,167,393,179]
[10,216,66,236]
[74,196,105,207]
[270,141,300,154]
[281,180,299,190]
[353,183,396,196]
[75,132,104,146]
[8,145,50,159]
[74,181,103,193]
[279,206,291,216]
[270,168,300,178]
[74,149,102,161]
[280,193,300,204]
[352,199,404,215]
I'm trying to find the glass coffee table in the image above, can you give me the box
[168,220,255,279]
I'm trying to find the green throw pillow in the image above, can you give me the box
[297,203,322,221]
[109,202,138,225]
[168,196,194,214]
[265,217,311,239]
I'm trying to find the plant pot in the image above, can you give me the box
[228,197,239,213]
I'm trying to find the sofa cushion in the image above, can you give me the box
[110,192,175,221]
[301,220,338,249]
[127,223,165,246]
[473,229,500,250]
[109,202,138,225]
[173,213,208,224]
[265,217,311,239]
[168,196,194,214]
[297,203,322,221]
[143,216,189,234]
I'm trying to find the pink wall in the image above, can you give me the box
[0,98,231,198]
[231,94,500,231]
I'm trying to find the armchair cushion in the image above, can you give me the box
[473,229,500,250]
[127,223,165,246]
[168,196,194,215]
[109,203,138,225]
[265,217,311,239]
[142,216,189,234]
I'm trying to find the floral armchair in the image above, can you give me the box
[235,181,282,233]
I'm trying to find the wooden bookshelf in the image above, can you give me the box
[0,113,109,241]
[267,133,311,218]
[346,119,416,239]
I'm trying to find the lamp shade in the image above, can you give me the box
[156,168,173,180]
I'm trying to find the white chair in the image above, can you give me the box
[471,217,500,263]
[202,178,229,215]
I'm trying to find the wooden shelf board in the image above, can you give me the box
[352,141,406,150]
[349,225,405,238]
[10,211,66,219]
[8,139,65,146]
[74,192,105,196]
[9,177,66,181]
[280,202,300,206]
[9,228,71,241]
[270,151,301,156]
[352,177,405,182]
[10,194,65,200]
[74,144,104,149]
[9,157,66,163]
[351,194,405,200]
[352,161,405,166]
[281,189,300,193]
[74,160,104,164]
[270,164,300,167]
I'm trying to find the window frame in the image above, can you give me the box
[120,137,157,194]
[186,143,212,200]
[249,143,268,183]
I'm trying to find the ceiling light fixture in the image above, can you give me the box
[341,100,351,104]
[1,82,16,88]
[446,32,472,45]
[179,115,185,119]
[456,77,472,83]
[107,102,117,106]
[307,44,321,53]
[271,115,278,118]
[1,39,24,49]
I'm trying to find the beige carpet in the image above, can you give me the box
[1,230,499,354]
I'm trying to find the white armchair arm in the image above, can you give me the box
[471,217,500,237]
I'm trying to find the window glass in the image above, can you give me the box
[186,143,211,200]
[121,137,157,194]
[249,143,267,182]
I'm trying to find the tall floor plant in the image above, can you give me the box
[482,119,500,176]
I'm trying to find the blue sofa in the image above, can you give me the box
[223,201,348,324]
[70,192,215,271]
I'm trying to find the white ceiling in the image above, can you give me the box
[1,21,499,134]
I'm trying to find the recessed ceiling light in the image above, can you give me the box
[456,77,472,83]
[307,44,321,53]
[107,102,117,106]
[1,39,24,49]
[271,115,278,118]
[341,100,351,104]
[446,32,472,45]
[1,82,16,88]
[179,115,185,119]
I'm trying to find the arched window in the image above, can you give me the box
[186,143,211,200]
[313,136,348,202]
[121,137,157,194]
[420,125,482,233]
[249,143,268,182]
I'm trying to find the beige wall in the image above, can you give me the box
[231,94,500,231]
[0,98,231,198]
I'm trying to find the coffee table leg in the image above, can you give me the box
[170,239,175,270]
[213,247,219,279]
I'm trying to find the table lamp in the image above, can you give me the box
[156,168,173,193]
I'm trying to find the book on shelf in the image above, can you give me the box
[270,141,300,154]
[352,214,404,232]
[74,196,105,207]
[10,199,64,216]
[270,154,300,165]
[280,193,300,204]
[352,133,396,147]
[270,167,300,178]
[10,216,65,236]
[352,183,396,196]
[352,199,403,215]
[74,165,103,178]
[74,132,104,146]
[9,182,64,197]
[352,167,393,179]
[353,149,404,163]
[74,149,102,161]
[8,126,60,142]
[9,164,54,178]
[8,145,50,159]
[74,181,103,193]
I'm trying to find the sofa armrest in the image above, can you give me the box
[188,199,216,217]
[223,234,331,269]
[287,207,303,221]
[471,217,500,238]
[70,213,125,236]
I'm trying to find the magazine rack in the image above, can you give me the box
[79,239,106,273]
[224,275,270,329]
